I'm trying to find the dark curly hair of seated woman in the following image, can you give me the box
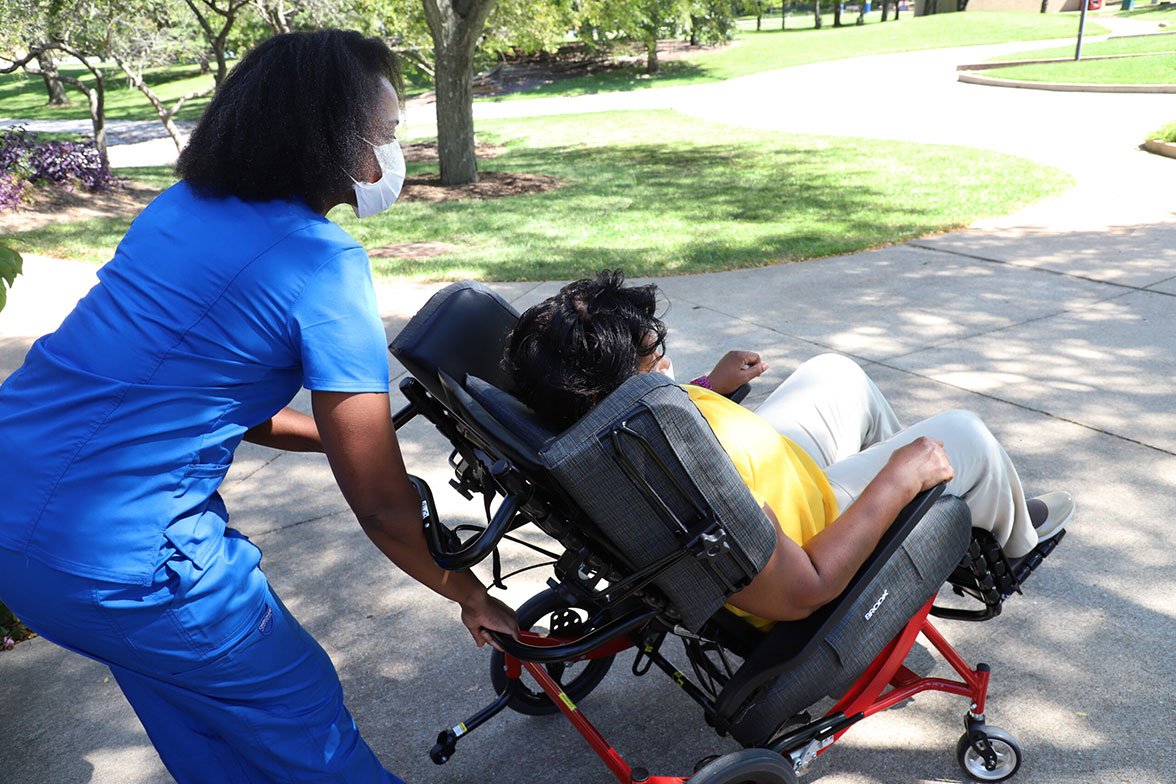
[504,270,668,430]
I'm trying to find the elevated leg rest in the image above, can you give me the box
[933,528,1067,622]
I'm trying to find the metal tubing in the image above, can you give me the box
[521,661,687,784]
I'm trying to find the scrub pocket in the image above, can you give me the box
[97,530,269,675]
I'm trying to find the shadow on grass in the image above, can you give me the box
[360,139,1026,280]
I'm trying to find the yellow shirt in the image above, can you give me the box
[685,385,839,630]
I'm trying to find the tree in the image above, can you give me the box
[35,50,71,106]
[420,0,498,185]
[123,0,220,151]
[813,0,821,29]
[362,0,575,185]
[0,42,109,158]
[182,0,252,85]
[579,0,687,75]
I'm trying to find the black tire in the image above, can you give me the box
[687,748,798,784]
[488,588,615,716]
[956,726,1023,782]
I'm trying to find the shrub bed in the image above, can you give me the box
[0,127,116,211]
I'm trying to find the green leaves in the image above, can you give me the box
[0,236,24,312]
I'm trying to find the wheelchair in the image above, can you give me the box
[388,281,1067,783]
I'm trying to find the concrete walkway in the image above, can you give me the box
[3,35,1176,784]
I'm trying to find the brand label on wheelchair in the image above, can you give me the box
[864,589,890,621]
[559,692,577,712]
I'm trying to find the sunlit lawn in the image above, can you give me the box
[981,52,1176,83]
[10,110,1073,281]
[985,32,1176,60]
[0,63,219,122]
[482,12,1108,101]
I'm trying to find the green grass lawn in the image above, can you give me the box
[981,52,1176,83]
[985,31,1176,60]
[0,62,220,122]
[483,12,1108,101]
[1116,2,1176,24]
[9,110,1073,281]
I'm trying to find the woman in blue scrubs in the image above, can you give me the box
[0,30,517,783]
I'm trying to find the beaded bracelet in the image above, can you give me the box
[688,374,712,390]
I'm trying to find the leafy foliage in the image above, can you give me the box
[0,599,31,649]
[0,126,116,211]
[0,234,23,312]
[1147,121,1176,143]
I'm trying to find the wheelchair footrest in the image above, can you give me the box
[932,528,1066,622]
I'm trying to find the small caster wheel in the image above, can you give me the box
[956,725,1022,781]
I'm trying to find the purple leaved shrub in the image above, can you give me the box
[0,126,116,211]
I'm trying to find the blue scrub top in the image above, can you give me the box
[0,182,390,586]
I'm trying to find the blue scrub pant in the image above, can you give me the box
[0,533,404,784]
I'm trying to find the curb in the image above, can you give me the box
[957,71,1176,93]
[1142,139,1176,160]
[956,51,1173,71]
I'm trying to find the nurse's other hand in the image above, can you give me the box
[709,350,769,395]
[460,590,519,650]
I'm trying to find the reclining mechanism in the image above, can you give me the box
[388,281,1066,784]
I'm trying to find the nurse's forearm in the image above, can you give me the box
[244,407,324,452]
[359,509,487,605]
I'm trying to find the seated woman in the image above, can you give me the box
[504,271,1073,625]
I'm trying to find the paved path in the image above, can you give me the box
[3,32,1176,784]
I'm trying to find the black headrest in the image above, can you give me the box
[389,281,520,405]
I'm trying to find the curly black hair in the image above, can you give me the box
[176,30,403,210]
[505,270,668,429]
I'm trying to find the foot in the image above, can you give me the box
[1027,491,1074,544]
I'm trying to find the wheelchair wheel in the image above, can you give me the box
[488,588,615,716]
[687,748,798,784]
[956,726,1022,781]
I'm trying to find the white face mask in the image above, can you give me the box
[351,139,405,218]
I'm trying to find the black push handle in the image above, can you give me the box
[485,606,659,664]
[409,474,522,571]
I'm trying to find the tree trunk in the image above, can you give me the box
[35,49,70,106]
[881,0,889,21]
[756,1,763,30]
[895,0,901,18]
[782,0,788,28]
[644,35,660,73]
[834,1,842,25]
[89,82,106,160]
[1039,0,1049,11]
[422,0,497,186]
[814,0,822,28]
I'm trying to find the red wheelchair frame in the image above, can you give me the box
[484,598,994,783]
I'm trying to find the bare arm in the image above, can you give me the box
[311,390,519,646]
[728,437,953,621]
[243,407,324,452]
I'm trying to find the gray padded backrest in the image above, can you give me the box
[541,373,777,632]
[389,281,520,405]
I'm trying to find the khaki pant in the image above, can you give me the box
[754,354,1037,558]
